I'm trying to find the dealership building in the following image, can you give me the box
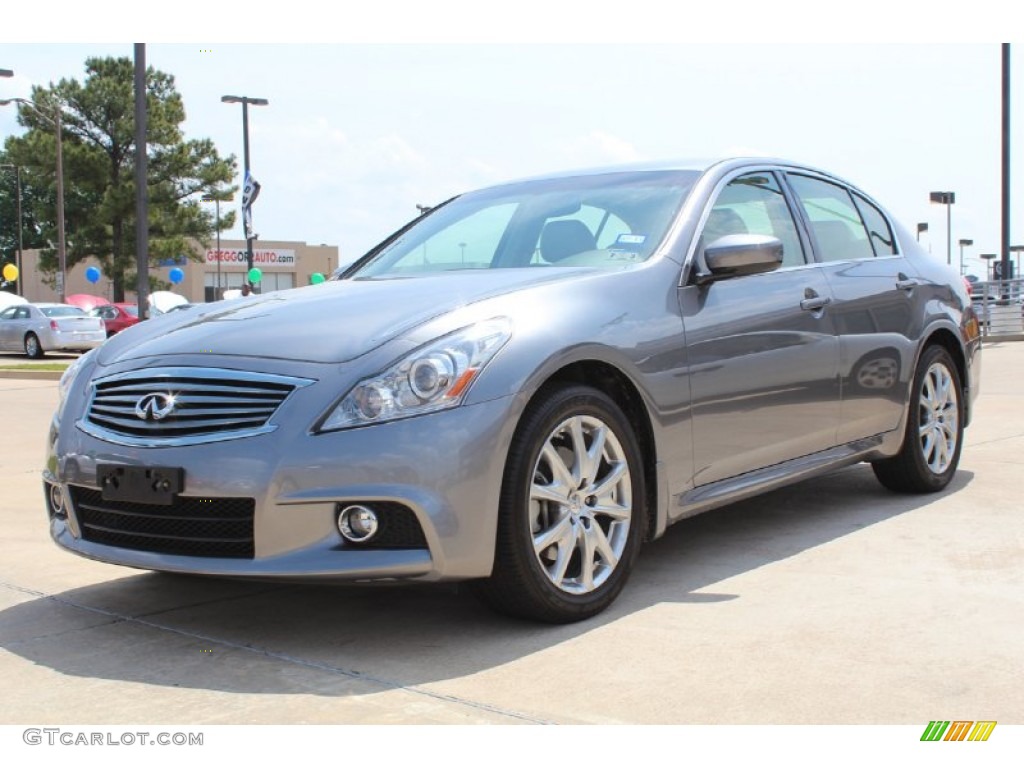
[13,238,342,304]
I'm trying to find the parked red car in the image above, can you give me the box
[88,303,140,337]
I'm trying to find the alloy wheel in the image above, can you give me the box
[528,414,632,595]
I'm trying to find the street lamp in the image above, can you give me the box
[0,163,24,295]
[980,253,997,282]
[201,192,232,299]
[1010,245,1024,279]
[221,95,268,289]
[916,222,928,242]
[0,96,67,302]
[957,238,973,277]
[929,191,955,266]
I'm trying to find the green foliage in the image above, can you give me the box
[1,151,50,292]
[3,56,237,300]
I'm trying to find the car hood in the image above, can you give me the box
[97,268,601,366]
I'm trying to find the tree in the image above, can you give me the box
[3,56,237,301]
[1,152,51,293]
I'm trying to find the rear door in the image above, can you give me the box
[679,170,841,486]
[784,172,919,442]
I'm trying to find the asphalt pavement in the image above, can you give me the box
[0,344,1021,725]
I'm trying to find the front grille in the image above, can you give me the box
[70,486,255,558]
[82,367,312,446]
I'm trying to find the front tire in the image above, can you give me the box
[24,333,44,359]
[872,345,963,493]
[475,384,646,623]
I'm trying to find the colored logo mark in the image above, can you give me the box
[920,720,996,742]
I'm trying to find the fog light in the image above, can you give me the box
[337,504,379,543]
[49,483,66,516]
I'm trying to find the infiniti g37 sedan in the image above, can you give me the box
[45,158,981,622]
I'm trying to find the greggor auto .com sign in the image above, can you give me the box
[205,249,296,269]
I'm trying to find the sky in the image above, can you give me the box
[1,3,1022,278]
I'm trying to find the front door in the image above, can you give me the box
[679,171,841,486]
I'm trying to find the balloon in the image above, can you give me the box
[310,272,325,285]
[2,263,17,282]
[168,267,185,284]
[85,266,101,283]
[247,267,263,284]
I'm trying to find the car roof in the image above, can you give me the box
[481,156,844,191]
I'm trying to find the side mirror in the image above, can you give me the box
[701,234,784,281]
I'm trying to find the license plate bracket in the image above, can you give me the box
[97,464,184,506]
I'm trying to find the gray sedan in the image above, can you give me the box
[45,158,981,622]
[0,303,107,358]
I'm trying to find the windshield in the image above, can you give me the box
[351,170,698,279]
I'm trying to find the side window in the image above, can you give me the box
[788,174,876,262]
[853,193,897,256]
[0,307,16,320]
[703,172,806,267]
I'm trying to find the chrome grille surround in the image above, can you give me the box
[78,367,315,447]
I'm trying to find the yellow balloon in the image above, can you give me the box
[2,263,18,282]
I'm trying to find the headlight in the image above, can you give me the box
[57,348,97,416]
[317,318,512,432]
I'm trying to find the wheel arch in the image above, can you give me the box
[917,325,971,426]
[525,359,663,543]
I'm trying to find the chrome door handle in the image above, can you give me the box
[800,296,832,311]
[896,273,919,291]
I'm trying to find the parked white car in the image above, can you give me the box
[0,303,107,357]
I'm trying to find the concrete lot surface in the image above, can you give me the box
[0,344,1021,725]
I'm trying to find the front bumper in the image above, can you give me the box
[45,389,520,582]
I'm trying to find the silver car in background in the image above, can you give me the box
[45,158,981,622]
[0,303,107,358]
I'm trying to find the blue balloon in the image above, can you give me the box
[85,266,101,284]
[168,267,185,284]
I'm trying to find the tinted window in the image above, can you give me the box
[703,172,806,267]
[788,174,876,262]
[853,193,897,256]
[0,306,17,320]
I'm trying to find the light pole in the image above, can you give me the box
[0,163,23,295]
[980,253,997,282]
[201,192,232,299]
[1,96,67,302]
[1010,245,1024,279]
[929,192,955,266]
[958,238,973,277]
[221,95,268,289]
[916,222,928,242]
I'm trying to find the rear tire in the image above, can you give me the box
[475,384,646,623]
[872,345,963,493]
[24,333,44,359]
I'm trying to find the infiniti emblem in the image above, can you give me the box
[135,393,177,421]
